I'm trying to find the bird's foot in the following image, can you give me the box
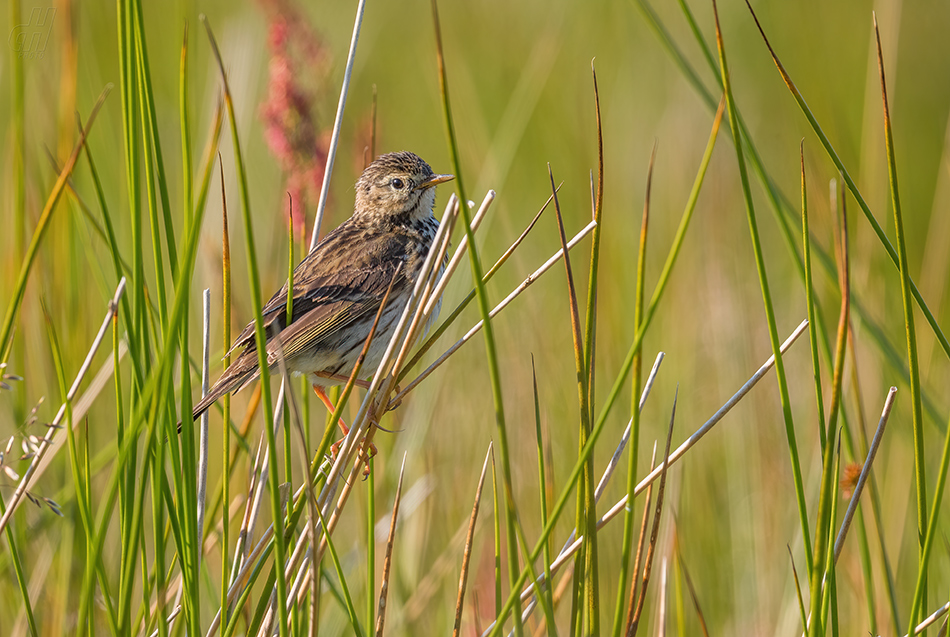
[387,384,403,411]
[329,437,377,478]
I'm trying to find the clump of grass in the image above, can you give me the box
[3,1,950,635]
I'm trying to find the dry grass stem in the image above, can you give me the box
[503,319,807,633]
[375,453,408,637]
[655,557,668,637]
[622,319,807,506]
[833,386,896,562]
[319,195,460,512]
[423,191,496,317]
[197,288,212,563]
[905,602,950,637]
[32,339,127,482]
[282,264,406,616]
[595,353,664,502]
[310,0,368,249]
[146,605,183,637]
[0,277,126,535]
[397,186,558,385]
[628,391,677,635]
[627,444,657,630]
[390,218,597,408]
[517,353,664,628]
[454,443,494,637]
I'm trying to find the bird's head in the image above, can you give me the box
[354,151,454,226]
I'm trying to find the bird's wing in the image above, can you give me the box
[226,221,414,361]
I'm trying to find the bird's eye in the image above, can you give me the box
[390,178,405,190]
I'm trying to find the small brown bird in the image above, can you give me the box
[191,151,453,432]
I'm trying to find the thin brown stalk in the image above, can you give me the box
[629,390,678,636]
[501,320,809,634]
[584,57,605,427]
[626,444,657,632]
[787,548,808,635]
[219,148,233,634]
[677,548,709,637]
[454,444,494,637]
[549,161,596,636]
[375,454,408,637]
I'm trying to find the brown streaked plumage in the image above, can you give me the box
[191,151,453,422]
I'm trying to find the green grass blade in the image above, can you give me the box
[219,154,233,637]
[76,106,213,636]
[492,447,502,620]
[315,505,365,637]
[712,0,812,577]
[643,0,944,426]
[593,98,724,440]
[0,87,111,364]
[873,22,928,630]
[807,161,851,637]
[743,1,950,366]
[579,63,605,634]
[202,16,287,635]
[584,61,604,441]
[612,143,654,637]
[488,90,725,637]
[133,11,168,338]
[431,2,521,633]
[132,0,177,280]
[801,149,826,452]
[44,305,121,634]
[532,361,557,637]
[862,15,931,633]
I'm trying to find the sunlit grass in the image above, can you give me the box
[1,0,949,635]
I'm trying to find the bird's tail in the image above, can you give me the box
[192,365,257,420]
[190,358,260,422]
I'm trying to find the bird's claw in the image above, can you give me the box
[387,384,403,411]
[329,436,377,478]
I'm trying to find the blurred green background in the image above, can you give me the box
[2,0,950,633]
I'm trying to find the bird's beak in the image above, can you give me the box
[416,173,454,190]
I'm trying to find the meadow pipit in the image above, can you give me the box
[191,151,453,445]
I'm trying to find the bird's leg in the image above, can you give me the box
[311,372,372,390]
[312,385,377,469]
[311,372,402,406]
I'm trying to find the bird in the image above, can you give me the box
[190,151,453,446]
